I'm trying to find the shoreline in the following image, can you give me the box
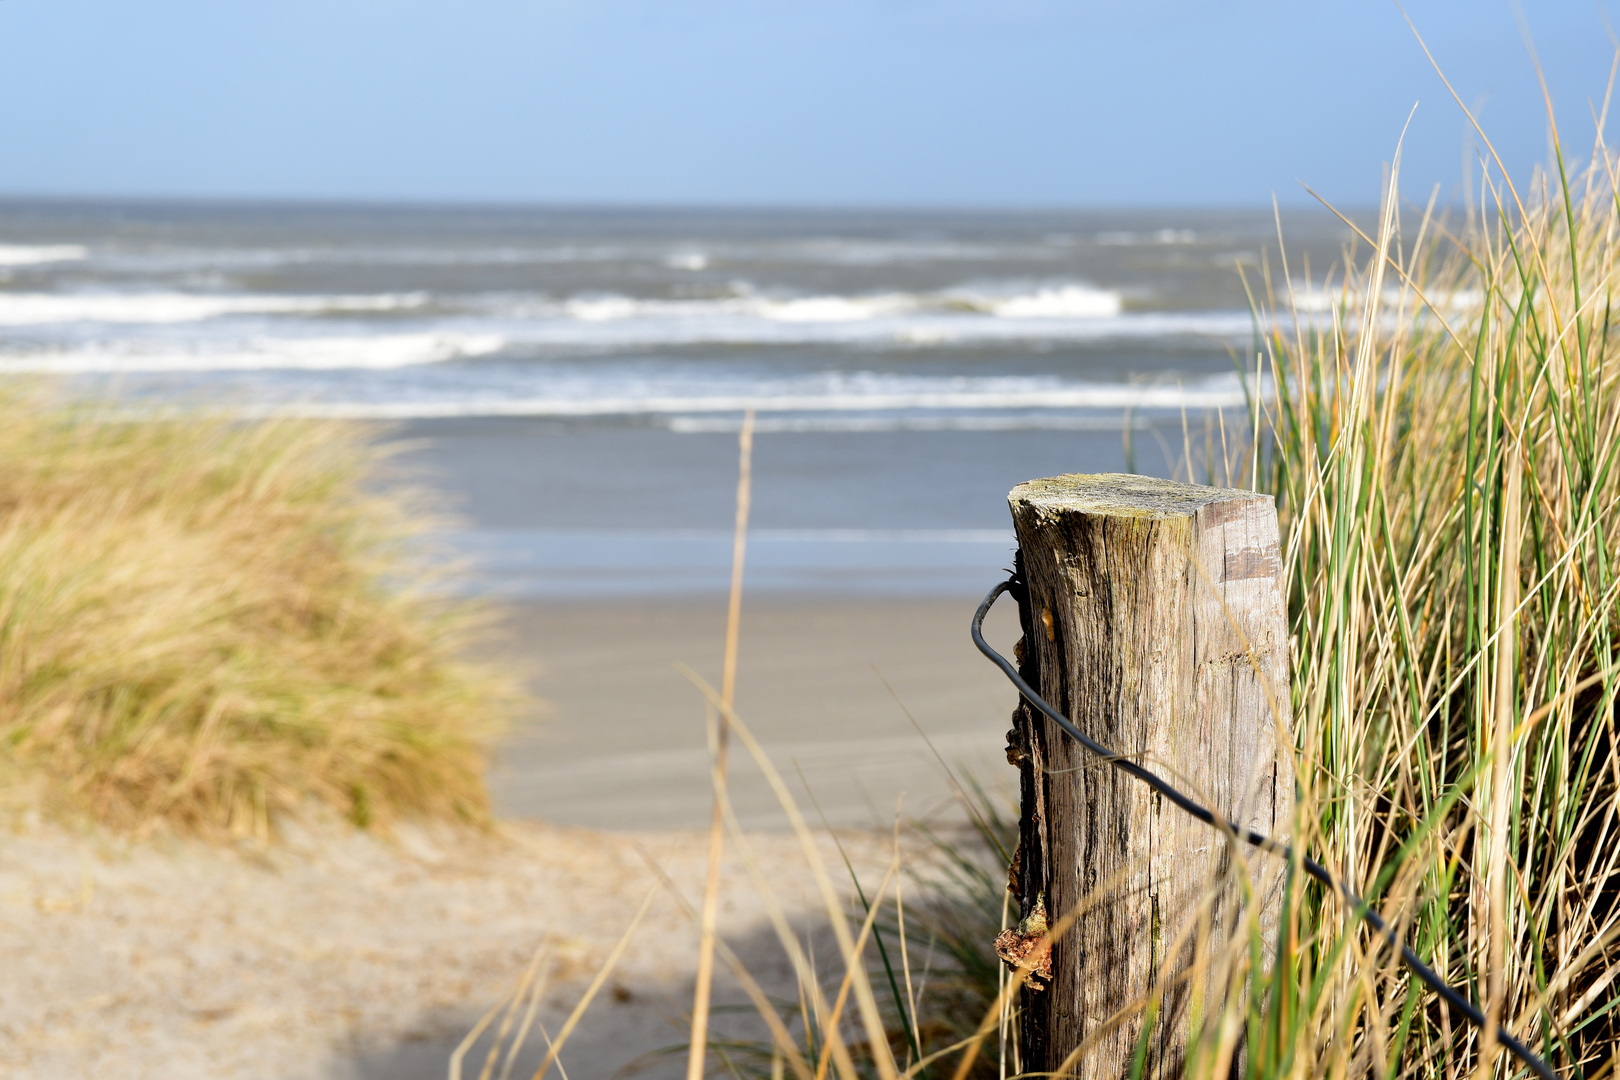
[482,592,1023,832]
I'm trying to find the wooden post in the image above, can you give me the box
[1001,473,1290,1078]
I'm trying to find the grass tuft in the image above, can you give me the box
[1217,88,1620,1077]
[0,388,511,838]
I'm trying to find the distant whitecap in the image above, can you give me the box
[0,332,503,373]
[0,244,88,266]
[0,291,430,326]
[664,252,709,271]
[988,284,1122,318]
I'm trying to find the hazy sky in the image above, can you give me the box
[1,1,1614,207]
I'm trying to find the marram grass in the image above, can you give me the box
[468,91,1620,1080]
[1226,117,1620,1076]
[0,391,509,837]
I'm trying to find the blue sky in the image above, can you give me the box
[0,1,1614,207]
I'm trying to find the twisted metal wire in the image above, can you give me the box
[972,576,1557,1080]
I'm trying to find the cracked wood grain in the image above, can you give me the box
[1005,473,1290,1079]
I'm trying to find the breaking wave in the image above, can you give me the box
[0,291,431,325]
[0,333,503,373]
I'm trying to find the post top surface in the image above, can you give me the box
[1009,473,1270,519]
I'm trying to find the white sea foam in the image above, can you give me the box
[256,375,1249,420]
[0,333,502,373]
[561,291,923,324]
[986,284,1122,318]
[0,281,1252,351]
[0,280,1259,377]
[0,291,430,326]
[516,306,1251,347]
[555,284,1123,325]
[508,282,1250,347]
[757,294,920,322]
[0,244,89,266]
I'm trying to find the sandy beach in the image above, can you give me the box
[0,815,902,1080]
[486,595,1024,831]
[0,594,1018,1079]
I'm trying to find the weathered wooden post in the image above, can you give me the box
[999,473,1290,1077]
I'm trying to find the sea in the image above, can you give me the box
[0,200,1354,597]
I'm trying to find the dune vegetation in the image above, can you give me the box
[473,86,1620,1080]
[1234,105,1620,1076]
[0,393,508,838]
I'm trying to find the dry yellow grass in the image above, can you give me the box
[514,97,1620,1080]
[0,389,510,837]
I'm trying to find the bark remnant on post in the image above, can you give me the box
[1004,473,1290,1078]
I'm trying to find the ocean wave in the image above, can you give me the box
[0,282,1134,329]
[0,281,1259,360]
[0,281,1253,351]
[1095,229,1200,246]
[556,282,1124,323]
[771,238,1043,265]
[0,244,88,267]
[84,237,1050,274]
[254,376,1249,420]
[493,307,1253,348]
[0,290,431,326]
[988,285,1122,317]
[0,333,503,373]
[481,284,1246,347]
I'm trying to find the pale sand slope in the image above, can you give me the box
[0,817,904,1080]
[0,596,1021,1079]
[485,595,1024,831]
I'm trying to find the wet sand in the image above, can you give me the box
[485,593,1025,831]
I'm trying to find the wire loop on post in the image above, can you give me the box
[971,576,1556,1080]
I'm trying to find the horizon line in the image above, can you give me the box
[0,190,1380,217]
